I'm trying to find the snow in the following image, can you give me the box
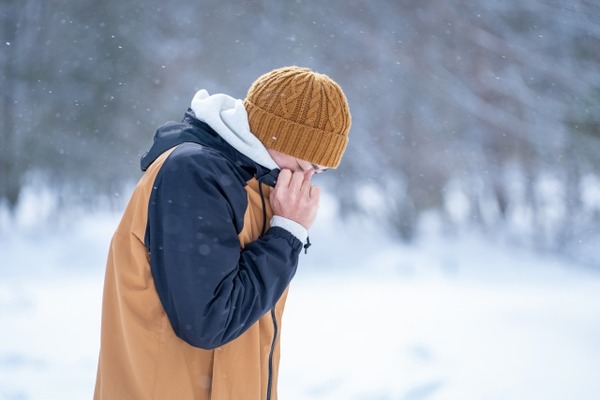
[1,193,600,400]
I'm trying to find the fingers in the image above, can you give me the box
[309,184,320,200]
[290,170,305,191]
[270,168,320,229]
[276,169,292,188]
[275,169,311,192]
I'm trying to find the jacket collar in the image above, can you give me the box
[140,112,279,186]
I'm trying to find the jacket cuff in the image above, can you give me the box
[270,216,308,245]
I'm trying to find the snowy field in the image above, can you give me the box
[1,193,600,400]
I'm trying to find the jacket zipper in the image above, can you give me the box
[266,307,278,400]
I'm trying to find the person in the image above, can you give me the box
[93,66,351,399]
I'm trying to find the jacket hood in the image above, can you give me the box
[140,111,279,186]
[190,90,279,171]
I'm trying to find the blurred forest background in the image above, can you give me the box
[1,0,599,265]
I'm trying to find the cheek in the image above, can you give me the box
[271,153,296,170]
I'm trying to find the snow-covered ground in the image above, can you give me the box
[1,193,600,400]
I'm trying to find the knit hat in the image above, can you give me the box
[244,66,351,168]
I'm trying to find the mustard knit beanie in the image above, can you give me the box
[244,66,351,168]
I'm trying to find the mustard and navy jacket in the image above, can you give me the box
[94,110,303,399]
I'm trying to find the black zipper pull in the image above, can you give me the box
[303,236,311,254]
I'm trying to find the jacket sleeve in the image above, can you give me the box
[145,144,302,349]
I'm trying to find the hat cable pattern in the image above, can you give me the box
[244,66,351,168]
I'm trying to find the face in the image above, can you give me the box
[267,149,329,180]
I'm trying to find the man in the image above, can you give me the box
[94,66,351,399]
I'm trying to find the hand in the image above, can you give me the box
[270,169,320,229]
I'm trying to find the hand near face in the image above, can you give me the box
[270,169,320,229]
